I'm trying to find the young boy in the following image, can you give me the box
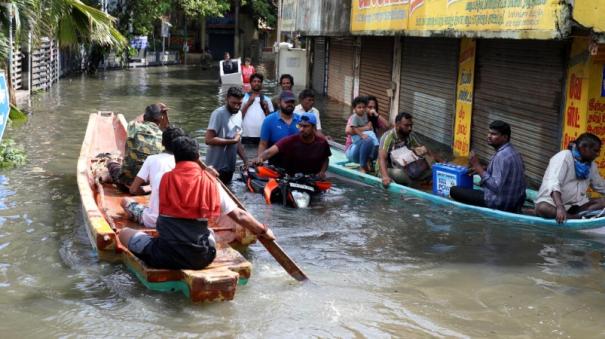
[350,96,378,146]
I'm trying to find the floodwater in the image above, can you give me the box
[1,65,605,338]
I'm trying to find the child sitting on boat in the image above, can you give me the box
[345,96,379,173]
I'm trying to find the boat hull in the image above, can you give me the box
[328,146,605,231]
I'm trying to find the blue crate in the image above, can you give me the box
[432,163,473,197]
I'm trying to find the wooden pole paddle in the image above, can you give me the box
[197,159,309,282]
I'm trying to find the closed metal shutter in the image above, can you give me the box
[359,37,393,119]
[471,39,566,188]
[399,37,459,146]
[312,37,327,95]
[327,37,355,104]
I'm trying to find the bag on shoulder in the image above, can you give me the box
[390,146,429,180]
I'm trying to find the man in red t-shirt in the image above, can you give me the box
[119,136,275,270]
[256,112,331,178]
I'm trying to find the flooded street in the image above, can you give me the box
[2,65,605,337]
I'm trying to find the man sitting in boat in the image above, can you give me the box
[450,120,526,213]
[107,103,168,191]
[256,90,301,167]
[255,113,331,178]
[377,112,438,188]
[535,133,605,223]
[119,136,275,270]
[120,126,186,228]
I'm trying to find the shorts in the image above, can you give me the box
[128,232,153,254]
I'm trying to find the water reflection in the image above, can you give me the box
[0,65,604,337]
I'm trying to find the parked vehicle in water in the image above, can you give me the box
[241,164,332,208]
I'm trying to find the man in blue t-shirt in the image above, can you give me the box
[255,90,300,167]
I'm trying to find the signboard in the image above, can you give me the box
[408,0,561,36]
[602,65,605,97]
[349,0,564,37]
[572,0,605,33]
[0,72,10,141]
[281,0,298,32]
[351,0,409,32]
[561,38,590,152]
[453,38,476,157]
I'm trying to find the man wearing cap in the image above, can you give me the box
[107,103,169,191]
[256,112,331,178]
[256,90,301,166]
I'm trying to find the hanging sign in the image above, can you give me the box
[453,38,476,156]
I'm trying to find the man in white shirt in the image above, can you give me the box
[121,127,186,228]
[241,73,273,144]
[535,133,605,223]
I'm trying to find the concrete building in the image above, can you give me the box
[281,0,605,187]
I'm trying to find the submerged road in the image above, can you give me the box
[0,65,604,337]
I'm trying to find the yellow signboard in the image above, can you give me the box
[408,0,561,35]
[573,0,605,33]
[453,38,476,157]
[561,38,590,151]
[351,0,409,32]
[560,37,605,176]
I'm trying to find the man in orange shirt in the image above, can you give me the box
[119,136,274,270]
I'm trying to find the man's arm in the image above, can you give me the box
[257,145,280,164]
[378,149,392,187]
[129,176,147,195]
[550,191,567,224]
[227,207,275,240]
[257,140,268,158]
[317,157,329,179]
[205,129,240,146]
[241,93,256,116]
[477,154,507,194]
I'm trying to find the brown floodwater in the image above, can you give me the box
[1,65,605,338]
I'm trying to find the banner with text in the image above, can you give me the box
[281,0,298,32]
[453,38,476,157]
[351,0,409,32]
[350,0,564,36]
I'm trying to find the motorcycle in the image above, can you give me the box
[240,165,332,208]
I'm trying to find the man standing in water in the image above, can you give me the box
[205,87,247,184]
[256,90,301,166]
[241,73,273,144]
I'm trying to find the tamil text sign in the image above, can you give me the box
[351,0,409,32]
[453,38,476,157]
[351,0,563,36]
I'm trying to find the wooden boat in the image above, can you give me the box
[77,111,257,302]
[328,144,605,232]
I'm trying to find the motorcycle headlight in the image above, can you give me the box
[291,190,310,208]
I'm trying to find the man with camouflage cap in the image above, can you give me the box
[107,103,169,191]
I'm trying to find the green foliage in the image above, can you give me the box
[0,139,26,168]
[243,0,277,28]
[178,0,230,18]
[9,104,27,122]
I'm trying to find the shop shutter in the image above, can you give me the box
[312,37,327,95]
[471,39,566,188]
[399,37,459,146]
[327,37,355,105]
[359,37,393,119]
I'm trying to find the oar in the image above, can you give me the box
[197,159,309,282]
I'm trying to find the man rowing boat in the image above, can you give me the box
[119,136,274,270]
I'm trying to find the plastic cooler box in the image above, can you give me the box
[432,163,473,197]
